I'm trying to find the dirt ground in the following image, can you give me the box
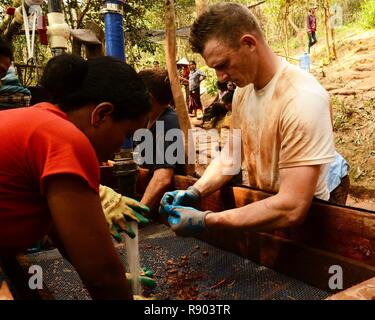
[192,29,375,211]
[312,29,375,210]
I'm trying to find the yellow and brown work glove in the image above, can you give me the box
[99,185,150,241]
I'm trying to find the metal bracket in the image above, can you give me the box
[102,1,124,15]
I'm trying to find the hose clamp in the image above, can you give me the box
[102,1,124,15]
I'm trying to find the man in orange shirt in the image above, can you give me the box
[0,54,151,299]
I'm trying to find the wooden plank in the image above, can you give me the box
[326,276,375,300]
[134,168,375,291]
[140,169,375,265]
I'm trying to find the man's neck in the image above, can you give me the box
[148,104,168,127]
[253,47,280,90]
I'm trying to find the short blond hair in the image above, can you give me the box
[189,3,263,54]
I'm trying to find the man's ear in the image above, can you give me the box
[240,34,257,51]
[91,102,114,127]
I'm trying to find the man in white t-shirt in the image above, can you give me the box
[159,3,337,237]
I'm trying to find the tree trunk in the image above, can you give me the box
[165,0,195,176]
[322,0,332,60]
[330,26,337,60]
[72,38,82,56]
[283,4,289,58]
[329,10,338,60]
[195,0,208,17]
[288,16,305,48]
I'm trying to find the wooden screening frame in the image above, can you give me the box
[2,167,374,300]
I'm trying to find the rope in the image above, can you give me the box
[21,4,41,60]
[22,4,32,59]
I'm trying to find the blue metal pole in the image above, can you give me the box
[103,2,133,151]
[103,0,125,62]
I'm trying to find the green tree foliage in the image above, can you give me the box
[0,0,13,22]
[0,0,163,66]
[357,0,375,29]
[63,0,159,65]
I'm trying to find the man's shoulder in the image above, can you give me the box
[279,62,328,100]
[275,64,330,118]
[22,104,89,144]
[159,107,180,128]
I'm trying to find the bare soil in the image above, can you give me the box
[312,29,375,209]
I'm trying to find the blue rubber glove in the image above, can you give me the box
[162,203,211,237]
[161,186,201,209]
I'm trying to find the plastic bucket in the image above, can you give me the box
[299,53,310,72]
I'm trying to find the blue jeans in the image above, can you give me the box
[308,32,317,53]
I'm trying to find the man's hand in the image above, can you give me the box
[161,202,211,237]
[99,185,150,241]
[160,186,201,210]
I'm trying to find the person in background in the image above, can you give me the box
[137,68,184,214]
[0,37,11,80]
[153,61,160,69]
[227,81,236,93]
[188,60,206,118]
[177,58,190,106]
[216,81,229,103]
[0,65,31,110]
[202,81,229,128]
[0,37,31,109]
[213,90,234,131]
[307,6,318,53]
[222,90,234,113]
[0,54,151,299]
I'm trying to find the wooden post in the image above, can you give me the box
[283,2,290,59]
[288,16,305,48]
[322,0,332,60]
[329,9,338,60]
[330,26,337,60]
[165,0,195,176]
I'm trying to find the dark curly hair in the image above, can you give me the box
[0,37,13,61]
[138,68,173,106]
[39,54,151,121]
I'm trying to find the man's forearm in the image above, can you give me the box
[205,192,311,232]
[193,156,234,197]
[194,131,241,197]
[141,168,174,211]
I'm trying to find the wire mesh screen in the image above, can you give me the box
[26,223,329,300]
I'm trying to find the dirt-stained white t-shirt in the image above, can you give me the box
[232,58,335,200]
